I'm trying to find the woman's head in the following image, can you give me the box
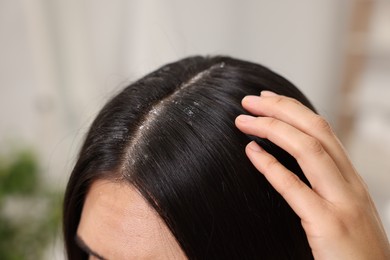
[64,56,315,259]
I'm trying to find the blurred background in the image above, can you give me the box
[0,0,389,259]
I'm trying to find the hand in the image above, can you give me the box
[235,91,390,260]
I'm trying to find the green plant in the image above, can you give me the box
[0,149,62,260]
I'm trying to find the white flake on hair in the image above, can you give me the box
[122,63,222,173]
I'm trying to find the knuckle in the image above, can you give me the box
[354,184,372,204]
[279,173,303,196]
[312,115,333,133]
[263,156,280,172]
[273,96,285,105]
[266,117,280,129]
[286,96,302,106]
[303,137,324,156]
[352,180,369,197]
[271,96,302,109]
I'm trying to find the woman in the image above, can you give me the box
[63,56,389,259]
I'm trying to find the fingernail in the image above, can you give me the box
[243,95,260,105]
[261,90,278,97]
[247,141,263,152]
[237,115,256,122]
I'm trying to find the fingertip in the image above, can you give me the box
[260,90,278,97]
[234,115,241,128]
[234,115,245,129]
[242,95,260,107]
[236,114,256,124]
[246,141,263,153]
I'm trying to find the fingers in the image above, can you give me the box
[236,92,390,260]
[235,114,346,199]
[244,141,326,220]
[241,93,358,184]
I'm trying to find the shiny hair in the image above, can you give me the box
[64,56,315,259]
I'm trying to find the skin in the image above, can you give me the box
[77,90,389,259]
[235,91,390,260]
[77,179,186,260]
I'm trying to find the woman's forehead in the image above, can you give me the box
[77,179,186,259]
